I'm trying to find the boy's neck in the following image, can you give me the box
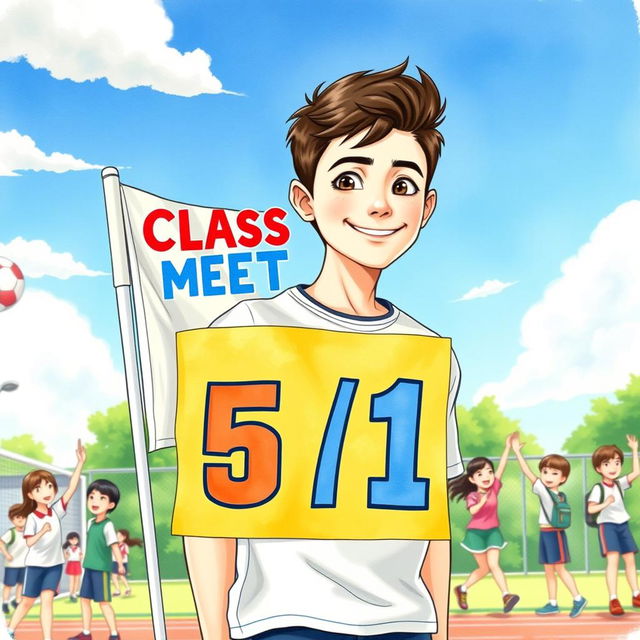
[307,247,385,317]
[95,512,108,523]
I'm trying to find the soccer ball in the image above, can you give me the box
[0,257,25,311]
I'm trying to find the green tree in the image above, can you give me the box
[564,375,640,453]
[0,434,53,463]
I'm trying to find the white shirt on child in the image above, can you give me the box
[0,528,28,568]
[588,475,631,525]
[532,479,562,527]
[23,499,66,567]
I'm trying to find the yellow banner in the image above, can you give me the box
[172,326,451,539]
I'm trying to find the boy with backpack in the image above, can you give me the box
[511,433,587,617]
[0,506,27,615]
[587,436,640,616]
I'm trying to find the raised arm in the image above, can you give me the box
[421,540,450,640]
[495,432,516,480]
[511,433,537,485]
[61,439,86,507]
[184,536,236,640]
[627,435,640,484]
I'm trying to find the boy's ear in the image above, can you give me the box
[420,189,437,228]
[289,180,315,222]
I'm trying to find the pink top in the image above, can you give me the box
[466,478,502,530]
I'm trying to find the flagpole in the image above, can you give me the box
[102,166,167,640]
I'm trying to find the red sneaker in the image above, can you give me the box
[454,585,468,610]
[610,598,625,616]
[503,593,520,613]
[632,593,640,608]
[67,633,92,640]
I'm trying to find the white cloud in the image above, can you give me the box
[0,0,230,97]
[634,0,640,31]
[0,289,125,465]
[475,201,640,408]
[0,129,102,177]
[455,279,517,302]
[0,237,108,279]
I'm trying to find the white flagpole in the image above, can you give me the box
[102,166,167,640]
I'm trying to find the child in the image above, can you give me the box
[587,435,640,616]
[450,434,520,613]
[0,505,27,615]
[111,529,142,597]
[67,479,126,640]
[6,440,86,640]
[63,532,83,602]
[512,434,587,617]
[185,61,463,640]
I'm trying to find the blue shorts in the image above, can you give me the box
[3,566,25,587]
[599,522,639,557]
[250,629,432,640]
[111,561,128,575]
[539,529,571,565]
[22,564,63,598]
[80,568,112,602]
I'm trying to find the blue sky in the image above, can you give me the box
[0,0,639,463]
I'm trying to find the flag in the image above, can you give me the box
[105,173,290,450]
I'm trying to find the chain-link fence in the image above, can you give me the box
[87,452,630,581]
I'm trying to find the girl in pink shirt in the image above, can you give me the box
[449,433,520,613]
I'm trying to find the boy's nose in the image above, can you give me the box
[368,198,392,218]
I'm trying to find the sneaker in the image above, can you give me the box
[70,595,78,603]
[2,603,9,615]
[632,593,640,608]
[569,596,587,618]
[108,635,121,640]
[67,633,92,640]
[124,588,131,597]
[6,630,15,639]
[10,599,17,609]
[503,593,520,613]
[610,598,624,616]
[536,602,560,615]
[454,585,468,610]
[112,591,120,597]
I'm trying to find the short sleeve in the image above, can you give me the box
[446,350,464,479]
[103,521,118,547]
[466,492,480,508]
[210,301,255,328]
[493,478,503,494]
[587,485,601,503]
[0,530,11,544]
[532,478,545,497]
[52,499,66,519]
[23,514,36,538]
[620,476,632,491]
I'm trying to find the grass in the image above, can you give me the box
[15,573,628,620]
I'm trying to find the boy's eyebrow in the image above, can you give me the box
[328,156,373,171]
[392,160,424,177]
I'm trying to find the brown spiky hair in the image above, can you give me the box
[286,60,446,194]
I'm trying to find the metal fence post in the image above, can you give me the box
[582,458,590,574]
[520,471,528,575]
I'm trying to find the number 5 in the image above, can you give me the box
[202,381,281,508]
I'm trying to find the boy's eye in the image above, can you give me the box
[392,178,418,196]
[332,172,363,191]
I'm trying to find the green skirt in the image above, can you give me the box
[461,527,507,553]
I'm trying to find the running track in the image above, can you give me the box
[11,612,640,639]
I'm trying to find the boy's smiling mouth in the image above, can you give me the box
[345,220,405,237]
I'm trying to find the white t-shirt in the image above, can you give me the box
[0,528,28,568]
[66,545,82,562]
[210,286,463,638]
[588,476,631,524]
[532,479,561,527]
[23,499,66,567]
[112,543,129,563]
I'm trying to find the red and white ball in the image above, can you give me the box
[0,257,25,311]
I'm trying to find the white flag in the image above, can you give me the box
[110,179,290,450]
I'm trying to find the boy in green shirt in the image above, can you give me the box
[68,480,126,640]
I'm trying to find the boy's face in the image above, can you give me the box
[597,456,622,480]
[87,489,115,516]
[540,466,566,489]
[11,515,26,530]
[290,128,435,270]
[28,479,56,506]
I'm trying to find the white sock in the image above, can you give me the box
[634,590,640,597]
[460,585,467,593]
[550,599,557,606]
[502,591,509,597]
[83,630,91,635]
[611,594,618,601]
[574,595,583,601]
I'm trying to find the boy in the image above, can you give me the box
[512,434,587,617]
[587,435,640,616]
[185,62,463,640]
[0,506,27,615]
[68,480,126,640]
